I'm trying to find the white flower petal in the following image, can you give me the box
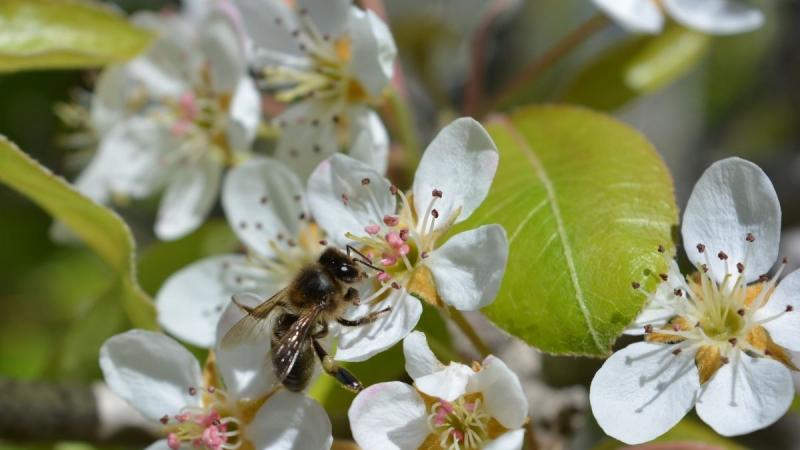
[663,0,764,35]
[426,225,508,311]
[234,0,304,66]
[469,355,528,429]
[99,330,202,422]
[682,157,781,285]
[591,0,664,34]
[403,331,443,380]
[696,352,793,436]
[412,118,498,226]
[100,118,174,199]
[127,13,197,96]
[227,76,262,152]
[247,391,332,450]
[72,145,114,205]
[156,255,248,348]
[222,157,308,259]
[90,66,132,135]
[757,269,800,352]
[348,107,390,175]
[334,292,422,362]
[349,382,429,450]
[415,363,473,401]
[307,154,395,248]
[589,342,700,445]
[483,429,525,450]
[144,439,171,450]
[274,102,340,180]
[626,259,686,335]
[201,9,246,93]
[349,8,397,97]
[155,158,223,241]
[297,0,351,38]
[216,295,279,401]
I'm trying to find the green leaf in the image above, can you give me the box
[593,418,746,450]
[0,0,153,73]
[0,135,157,329]
[562,26,710,111]
[458,105,677,356]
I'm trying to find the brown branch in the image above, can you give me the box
[0,378,156,445]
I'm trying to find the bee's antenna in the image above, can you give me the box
[346,245,385,275]
[355,258,384,274]
[346,245,371,262]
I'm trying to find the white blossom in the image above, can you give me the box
[74,1,261,240]
[234,0,395,178]
[349,331,528,450]
[591,0,764,35]
[307,118,509,362]
[590,157,799,444]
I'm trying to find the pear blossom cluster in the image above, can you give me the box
[40,0,799,448]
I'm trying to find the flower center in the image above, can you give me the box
[161,387,242,450]
[426,396,491,450]
[258,8,369,105]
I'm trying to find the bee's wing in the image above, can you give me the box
[273,305,324,382]
[221,289,288,348]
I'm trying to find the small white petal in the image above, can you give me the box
[348,107,390,175]
[156,255,247,348]
[682,157,781,285]
[334,292,422,362]
[469,355,528,429]
[403,331,443,380]
[90,66,132,135]
[273,102,340,180]
[349,382,429,450]
[155,157,223,241]
[307,154,395,248]
[415,363,473,401]
[226,76,262,152]
[626,259,686,335]
[247,391,332,450]
[297,0,351,38]
[99,330,202,422]
[234,0,304,65]
[201,9,246,93]
[72,145,114,206]
[426,225,508,311]
[755,269,800,352]
[348,8,397,97]
[412,118,498,226]
[483,429,525,450]
[144,439,171,450]
[589,342,700,445]
[696,352,793,436]
[222,157,307,259]
[216,294,279,400]
[591,0,664,34]
[663,0,764,35]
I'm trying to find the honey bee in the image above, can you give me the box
[222,246,390,393]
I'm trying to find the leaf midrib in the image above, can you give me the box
[495,117,605,353]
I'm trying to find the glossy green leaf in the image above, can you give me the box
[593,418,746,450]
[562,26,710,111]
[458,105,677,356]
[0,136,157,329]
[0,0,153,73]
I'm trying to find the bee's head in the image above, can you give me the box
[319,247,362,284]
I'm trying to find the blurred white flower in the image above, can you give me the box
[349,331,528,450]
[235,0,395,178]
[75,2,261,241]
[307,118,508,362]
[100,328,332,450]
[156,156,324,348]
[591,0,764,35]
[591,158,799,444]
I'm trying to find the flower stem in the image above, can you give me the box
[447,307,492,358]
[481,13,610,116]
[386,88,422,170]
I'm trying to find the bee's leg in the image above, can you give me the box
[336,306,392,327]
[344,287,360,305]
[231,296,255,314]
[311,338,363,392]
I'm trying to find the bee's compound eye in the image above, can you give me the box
[339,264,359,281]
